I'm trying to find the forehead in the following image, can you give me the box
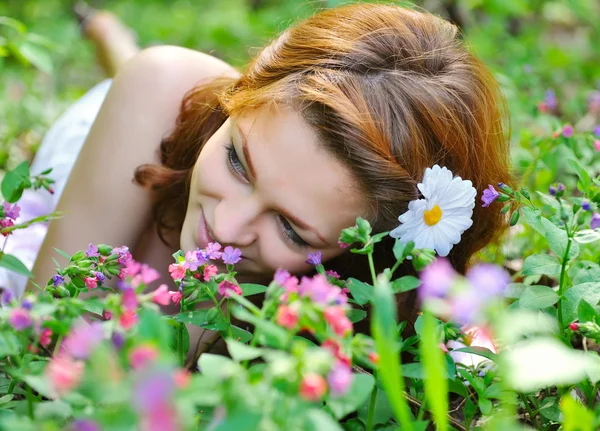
[232,105,367,243]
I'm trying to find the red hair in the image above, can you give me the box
[135,4,512,319]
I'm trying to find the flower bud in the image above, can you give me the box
[509,209,520,226]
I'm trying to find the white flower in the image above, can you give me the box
[390,165,476,257]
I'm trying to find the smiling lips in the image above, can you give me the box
[196,208,215,249]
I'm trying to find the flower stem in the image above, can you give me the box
[519,393,540,429]
[367,253,377,283]
[366,382,378,431]
[178,322,185,366]
[557,236,573,336]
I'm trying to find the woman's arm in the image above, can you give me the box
[30,45,240,290]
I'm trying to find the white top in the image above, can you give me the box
[1,79,112,300]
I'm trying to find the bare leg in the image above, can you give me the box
[74,1,141,77]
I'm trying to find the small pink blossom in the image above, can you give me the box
[368,352,379,365]
[9,308,32,331]
[321,339,351,367]
[121,287,138,310]
[174,370,191,388]
[184,249,205,271]
[326,270,340,279]
[594,140,600,151]
[338,241,350,249]
[299,373,327,401]
[168,263,186,280]
[274,269,291,285]
[169,291,183,305]
[0,218,14,234]
[562,124,574,137]
[103,310,113,320]
[84,277,98,290]
[276,305,299,329]
[39,328,53,347]
[152,285,171,306]
[3,202,20,220]
[86,243,100,258]
[204,242,222,260]
[327,362,353,396]
[324,306,353,337]
[569,322,579,331]
[63,322,104,360]
[218,281,242,298]
[203,264,218,281]
[131,263,161,287]
[129,345,159,369]
[119,310,137,330]
[46,354,84,396]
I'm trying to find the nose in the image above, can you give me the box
[212,195,261,247]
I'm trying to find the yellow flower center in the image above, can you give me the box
[423,205,443,226]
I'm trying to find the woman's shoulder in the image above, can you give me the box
[115,45,241,101]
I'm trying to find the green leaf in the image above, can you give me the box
[577,300,597,324]
[36,400,72,420]
[16,39,52,73]
[0,254,33,278]
[393,239,407,261]
[174,309,228,331]
[230,325,252,343]
[521,254,561,277]
[563,283,600,324]
[232,307,289,349]
[540,217,579,261]
[239,283,267,296]
[326,373,375,419]
[391,275,420,293]
[478,398,493,416]
[1,161,30,203]
[357,389,394,426]
[346,278,373,305]
[568,159,592,194]
[304,409,344,431]
[225,339,264,362]
[347,308,367,323]
[521,206,544,236]
[0,333,19,358]
[513,285,559,309]
[574,229,600,244]
[138,308,172,346]
[560,395,595,431]
[451,346,497,362]
[52,248,72,261]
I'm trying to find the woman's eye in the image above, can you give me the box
[278,215,310,249]
[226,142,247,179]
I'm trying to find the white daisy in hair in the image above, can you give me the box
[390,165,477,257]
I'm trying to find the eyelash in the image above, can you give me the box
[225,141,310,249]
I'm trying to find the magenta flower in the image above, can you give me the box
[0,218,14,232]
[466,263,510,298]
[221,246,242,264]
[204,242,222,260]
[591,212,600,230]
[324,306,353,337]
[3,202,20,220]
[218,280,242,298]
[40,328,53,347]
[119,310,137,330]
[84,277,98,291]
[169,291,183,305]
[129,345,158,369]
[299,373,327,401]
[562,125,574,137]
[112,246,133,265]
[305,251,322,266]
[46,354,84,396]
[481,185,500,207]
[133,371,179,431]
[419,258,457,300]
[203,264,218,281]
[326,270,340,279]
[63,322,104,360]
[184,249,205,271]
[276,305,299,329]
[274,269,291,285]
[85,243,100,258]
[9,308,32,331]
[168,263,186,281]
[594,140,600,151]
[152,285,171,306]
[121,287,138,310]
[327,363,353,396]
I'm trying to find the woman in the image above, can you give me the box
[15,4,510,345]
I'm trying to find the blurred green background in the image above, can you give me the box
[1,0,600,172]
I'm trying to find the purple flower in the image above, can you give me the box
[466,263,510,298]
[305,251,322,266]
[327,363,353,396]
[298,275,346,306]
[221,246,242,265]
[85,243,100,258]
[481,185,500,207]
[111,332,125,350]
[594,125,600,137]
[591,212,600,230]
[21,299,32,310]
[274,269,291,285]
[95,272,105,284]
[545,89,558,111]
[71,419,101,431]
[1,289,13,305]
[204,242,222,260]
[549,185,557,196]
[562,125,574,138]
[184,249,206,271]
[63,322,104,360]
[2,202,20,220]
[419,258,457,300]
[9,308,32,331]
[133,370,175,413]
[582,200,591,211]
[112,246,132,265]
[450,290,483,325]
[52,274,64,287]
[557,183,566,193]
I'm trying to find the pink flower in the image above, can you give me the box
[338,241,350,249]
[299,373,327,401]
[131,264,161,287]
[203,264,218,281]
[274,269,291,285]
[276,305,299,329]
[168,263,186,280]
[204,242,222,260]
[321,339,351,367]
[85,243,100,258]
[562,124,574,137]
[368,352,379,365]
[46,354,84,396]
[39,328,53,347]
[84,277,98,290]
[103,310,113,320]
[152,285,171,306]
[174,370,191,388]
[594,140,600,151]
[327,363,353,396]
[112,246,133,265]
[63,322,104,360]
[0,218,14,235]
[119,310,137,330]
[218,281,242,298]
[326,270,340,279]
[133,371,180,431]
[324,306,353,337]
[419,258,456,300]
[3,202,20,220]
[299,275,346,305]
[9,308,32,331]
[221,246,242,264]
[121,287,138,310]
[169,291,183,305]
[129,345,159,369]
[184,249,205,271]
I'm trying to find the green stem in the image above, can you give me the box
[519,393,540,429]
[178,323,185,367]
[367,252,377,283]
[366,381,378,431]
[26,384,34,419]
[557,236,573,336]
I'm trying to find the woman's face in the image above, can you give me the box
[180,104,367,282]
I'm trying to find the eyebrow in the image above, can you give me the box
[234,123,330,246]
